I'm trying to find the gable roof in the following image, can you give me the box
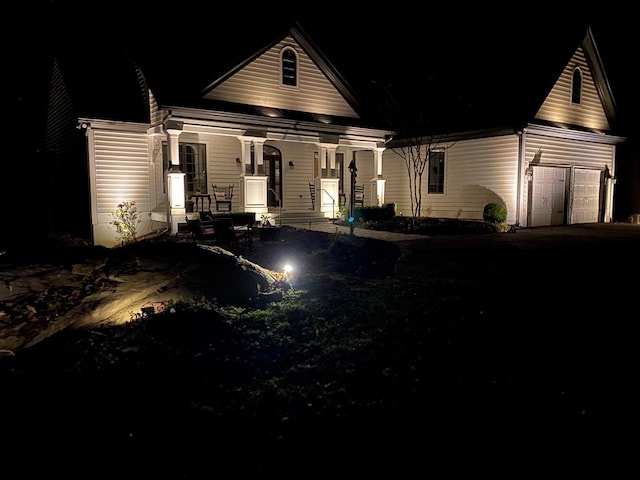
[53,20,383,131]
[46,21,622,140]
[376,25,622,139]
[199,22,361,115]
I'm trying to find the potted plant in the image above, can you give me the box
[258,213,281,241]
[260,214,273,226]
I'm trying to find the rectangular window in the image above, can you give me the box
[163,142,207,196]
[427,150,445,194]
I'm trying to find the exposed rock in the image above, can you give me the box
[0,239,285,353]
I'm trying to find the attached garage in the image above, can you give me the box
[528,165,604,227]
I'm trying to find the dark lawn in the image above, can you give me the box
[1,222,638,478]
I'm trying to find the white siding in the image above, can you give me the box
[524,133,615,169]
[535,46,610,131]
[204,35,358,118]
[268,141,317,212]
[352,150,375,205]
[201,134,244,212]
[91,129,152,247]
[383,136,520,223]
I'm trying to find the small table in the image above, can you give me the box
[191,194,211,212]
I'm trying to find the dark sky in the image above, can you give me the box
[4,1,638,137]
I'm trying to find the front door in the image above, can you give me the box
[264,145,282,207]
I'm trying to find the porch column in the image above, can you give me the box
[237,135,268,214]
[254,139,265,170]
[318,144,338,171]
[327,146,336,170]
[319,145,327,170]
[373,147,385,206]
[166,123,185,234]
[240,138,252,174]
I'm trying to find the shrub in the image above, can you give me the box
[382,203,397,219]
[111,201,142,245]
[483,202,507,224]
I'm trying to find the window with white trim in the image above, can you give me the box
[282,48,297,86]
[427,149,445,194]
[571,68,582,105]
[162,142,207,196]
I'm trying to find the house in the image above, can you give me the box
[381,26,625,227]
[44,22,394,247]
[44,23,625,247]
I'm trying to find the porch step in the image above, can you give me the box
[278,211,334,226]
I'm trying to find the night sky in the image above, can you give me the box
[2,2,638,144]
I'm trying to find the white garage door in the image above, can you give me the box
[530,166,566,227]
[571,168,601,224]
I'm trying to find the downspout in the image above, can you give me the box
[605,145,617,222]
[515,128,526,227]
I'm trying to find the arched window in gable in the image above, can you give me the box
[281,48,297,87]
[571,67,582,105]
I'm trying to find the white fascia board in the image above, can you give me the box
[164,106,393,143]
[77,118,149,132]
[524,123,626,145]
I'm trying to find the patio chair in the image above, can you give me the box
[212,184,233,211]
[309,182,316,210]
[185,215,216,243]
[211,217,248,250]
[354,185,365,207]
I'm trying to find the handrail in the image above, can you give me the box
[318,188,336,220]
[269,188,282,226]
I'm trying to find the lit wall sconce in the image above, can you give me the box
[288,160,295,168]
[524,166,533,181]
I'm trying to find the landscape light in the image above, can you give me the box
[282,263,294,282]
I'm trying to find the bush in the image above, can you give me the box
[382,203,397,219]
[483,202,507,224]
[111,201,142,245]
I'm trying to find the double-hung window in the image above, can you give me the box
[427,149,445,194]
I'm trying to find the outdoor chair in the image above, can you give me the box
[212,184,233,211]
[354,185,365,207]
[211,217,248,250]
[308,182,316,210]
[185,215,216,243]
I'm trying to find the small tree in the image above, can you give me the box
[111,201,141,245]
[369,75,456,219]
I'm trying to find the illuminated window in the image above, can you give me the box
[162,142,207,196]
[282,48,297,86]
[427,150,445,194]
[571,68,582,105]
